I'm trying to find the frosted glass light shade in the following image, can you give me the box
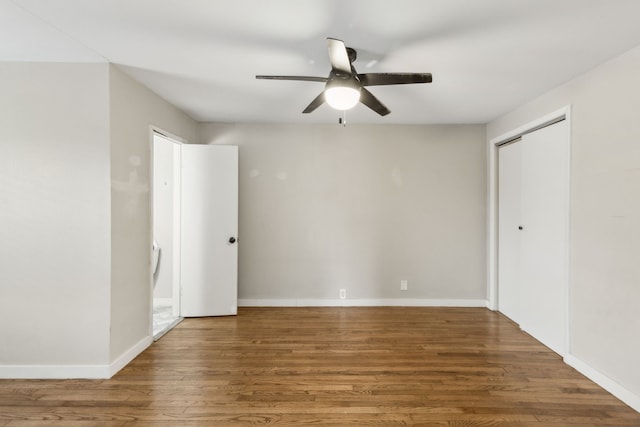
[324,86,360,110]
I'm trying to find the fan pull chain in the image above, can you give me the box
[338,110,347,127]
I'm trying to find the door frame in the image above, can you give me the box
[149,126,186,335]
[487,105,571,353]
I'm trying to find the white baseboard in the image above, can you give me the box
[239,298,488,308]
[565,354,640,413]
[109,335,152,377]
[0,336,152,379]
[0,364,111,379]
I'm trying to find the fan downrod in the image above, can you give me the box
[346,47,357,64]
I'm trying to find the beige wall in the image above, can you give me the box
[0,61,198,376]
[200,123,487,304]
[488,44,640,399]
[0,63,111,369]
[109,65,198,362]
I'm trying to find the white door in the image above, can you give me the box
[498,141,522,322]
[180,145,238,317]
[519,121,569,355]
[497,120,569,356]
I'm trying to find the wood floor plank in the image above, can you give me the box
[0,307,638,426]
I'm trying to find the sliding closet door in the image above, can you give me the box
[498,141,522,322]
[519,121,569,355]
[497,119,569,356]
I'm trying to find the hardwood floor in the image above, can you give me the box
[1,307,639,426]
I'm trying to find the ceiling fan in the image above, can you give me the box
[256,38,432,116]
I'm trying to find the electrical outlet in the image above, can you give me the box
[339,289,346,299]
[400,280,408,291]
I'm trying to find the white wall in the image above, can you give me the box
[200,123,487,305]
[487,44,640,405]
[0,63,111,370]
[109,65,198,362]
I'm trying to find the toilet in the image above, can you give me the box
[152,239,161,288]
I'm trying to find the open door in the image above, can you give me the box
[180,145,238,317]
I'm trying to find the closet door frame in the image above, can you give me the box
[487,105,571,355]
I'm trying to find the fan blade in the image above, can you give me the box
[256,75,328,83]
[359,88,390,116]
[327,38,352,75]
[302,92,325,114]
[358,73,432,86]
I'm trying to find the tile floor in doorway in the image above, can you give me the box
[153,300,182,341]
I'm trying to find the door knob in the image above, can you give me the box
[228,237,237,244]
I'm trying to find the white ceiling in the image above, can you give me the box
[3,0,640,124]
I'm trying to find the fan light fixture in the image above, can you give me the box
[324,85,360,110]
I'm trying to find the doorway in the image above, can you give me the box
[152,132,183,340]
[151,134,239,338]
